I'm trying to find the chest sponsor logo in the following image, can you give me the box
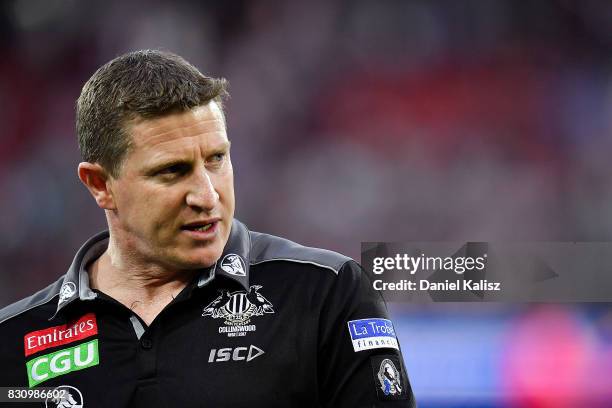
[45,385,83,408]
[347,318,399,352]
[26,339,99,387]
[202,285,274,337]
[208,345,265,363]
[219,254,247,276]
[24,313,98,357]
[58,282,77,304]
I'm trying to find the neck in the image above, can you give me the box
[89,235,197,325]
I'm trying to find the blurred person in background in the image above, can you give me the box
[0,50,415,407]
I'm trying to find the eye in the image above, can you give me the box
[157,163,189,176]
[207,152,227,167]
[210,152,226,162]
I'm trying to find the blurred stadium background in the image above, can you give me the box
[1,0,612,406]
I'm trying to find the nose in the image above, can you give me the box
[185,169,219,211]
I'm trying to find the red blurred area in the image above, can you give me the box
[501,307,612,407]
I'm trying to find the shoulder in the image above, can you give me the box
[0,276,63,326]
[249,230,353,275]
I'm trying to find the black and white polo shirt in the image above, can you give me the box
[0,220,416,407]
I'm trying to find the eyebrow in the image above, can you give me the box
[145,141,231,174]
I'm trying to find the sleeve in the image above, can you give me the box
[317,260,416,407]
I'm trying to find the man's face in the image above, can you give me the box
[107,102,234,270]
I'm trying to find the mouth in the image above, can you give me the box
[184,224,214,232]
[181,219,221,237]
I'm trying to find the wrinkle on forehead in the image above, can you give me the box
[128,104,228,150]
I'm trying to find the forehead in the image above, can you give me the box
[127,102,228,152]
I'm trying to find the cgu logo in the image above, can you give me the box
[26,339,99,387]
[208,345,264,363]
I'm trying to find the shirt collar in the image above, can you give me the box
[53,219,251,317]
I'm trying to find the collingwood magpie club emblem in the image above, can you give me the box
[219,253,246,276]
[59,282,77,304]
[45,385,83,408]
[202,285,274,337]
[377,359,402,396]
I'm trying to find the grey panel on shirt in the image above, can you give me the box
[249,231,351,274]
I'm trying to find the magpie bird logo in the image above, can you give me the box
[45,385,83,408]
[219,254,246,276]
[377,359,402,396]
[58,282,77,304]
[202,285,274,326]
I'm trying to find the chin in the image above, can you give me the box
[182,250,223,269]
[169,235,227,269]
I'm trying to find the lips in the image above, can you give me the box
[183,223,214,232]
[181,219,221,232]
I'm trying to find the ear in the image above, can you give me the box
[77,162,117,210]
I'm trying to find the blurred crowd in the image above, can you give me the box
[2,1,612,406]
[3,0,612,301]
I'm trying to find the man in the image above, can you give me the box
[0,50,416,407]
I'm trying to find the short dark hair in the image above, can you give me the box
[76,50,228,177]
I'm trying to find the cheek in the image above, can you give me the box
[219,167,235,202]
[118,186,182,225]
[147,187,186,217]
[219,181,235,217]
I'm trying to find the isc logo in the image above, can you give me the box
[208,345,264,363]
